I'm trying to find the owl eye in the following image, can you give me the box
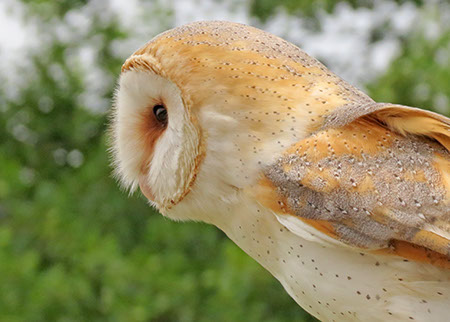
[153,104,168,124]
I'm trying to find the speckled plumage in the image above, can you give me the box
[112,21,450,321]
[266,117,449,258]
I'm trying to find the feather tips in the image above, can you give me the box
[366,105,450,152]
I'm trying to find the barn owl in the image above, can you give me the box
[111,21,450,321]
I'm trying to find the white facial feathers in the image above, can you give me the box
[111,70,200,210]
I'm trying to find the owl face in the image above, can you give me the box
[111,21,370,219]
[112,68,202,213]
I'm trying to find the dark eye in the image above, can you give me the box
[153,104,168,124]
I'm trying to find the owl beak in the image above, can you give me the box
[139,177,155,201]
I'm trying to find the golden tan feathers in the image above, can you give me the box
[260,106,450,268]
[366,105,450,151]
[123,21,372,126]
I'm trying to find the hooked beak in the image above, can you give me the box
[139,176,155,201]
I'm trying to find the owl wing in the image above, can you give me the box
[256,104,450,268]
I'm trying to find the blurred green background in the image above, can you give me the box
[0,0,448,321]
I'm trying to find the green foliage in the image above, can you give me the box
[368,30,450,114]
[1,1,448,321]
[250,0,426,22]
[21,0,89,19]
[250,0,359,22]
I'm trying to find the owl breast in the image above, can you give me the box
[202,192,450,321]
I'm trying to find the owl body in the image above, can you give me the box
[191,194,449,321]
[112,21,450,321]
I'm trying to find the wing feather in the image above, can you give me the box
[367,104,450,151]
[259,105,450,268]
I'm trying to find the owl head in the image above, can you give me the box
[110,21,369,220]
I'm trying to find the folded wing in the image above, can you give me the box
[260,104,450,268]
